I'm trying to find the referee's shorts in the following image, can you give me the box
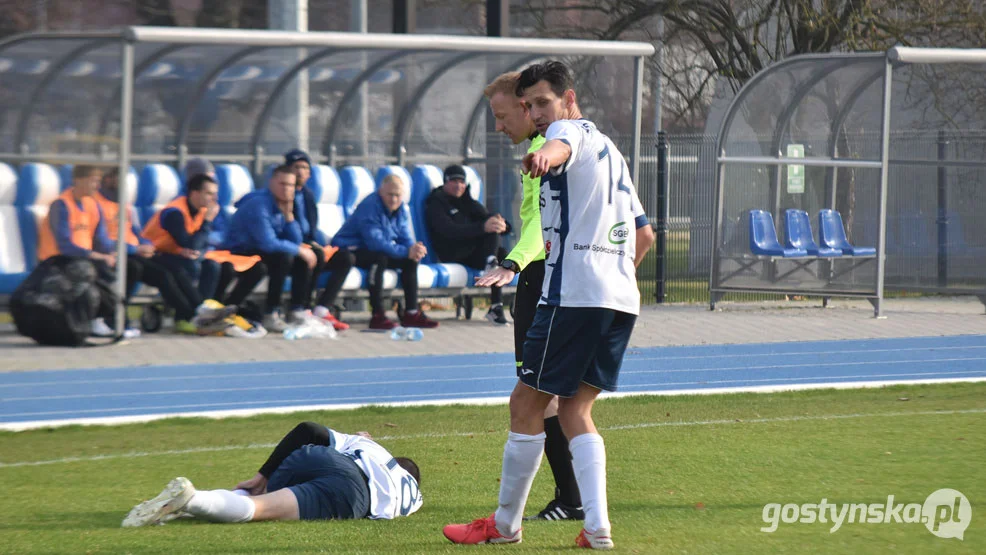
[520,305,636,397]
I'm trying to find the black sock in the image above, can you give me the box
[543,415,582,507]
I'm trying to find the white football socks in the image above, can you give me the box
[185,489,256,523]
[570,433,610,533]
[494,431,545,536]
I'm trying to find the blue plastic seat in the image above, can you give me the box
[784,209,841,257]
[818,209,876,256]
[748,210,806,257]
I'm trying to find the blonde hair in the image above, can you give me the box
[380,173,405,189]
[484,71,521,99]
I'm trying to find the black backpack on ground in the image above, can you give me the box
[10,256,118,347]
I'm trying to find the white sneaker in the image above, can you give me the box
[286,309,308,324]
[90,318,114,337]
[122,477,196,528]
[91,318,141,339]
[262,312,290,333]
[576,527,614,550]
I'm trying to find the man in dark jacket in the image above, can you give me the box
[424,165,510,325]
[284,149,354,331]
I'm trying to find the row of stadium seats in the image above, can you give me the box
[0,160,497,299]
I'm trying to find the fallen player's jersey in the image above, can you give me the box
[329,429,423,519]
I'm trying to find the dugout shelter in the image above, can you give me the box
[0,26,654,332]
[711,47,986,317]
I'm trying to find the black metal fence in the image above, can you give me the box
[631,131,986,305]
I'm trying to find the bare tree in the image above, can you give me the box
[512,0,986,131]
[136,0,178,27]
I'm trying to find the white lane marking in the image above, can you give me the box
[3,342,984,388]
[5,357,986,403]
[2,407,983,468]
[1,377,985,432]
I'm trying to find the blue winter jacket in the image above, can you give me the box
[296,187,329,245]
[331,193,414,259]
[223,189,303,255]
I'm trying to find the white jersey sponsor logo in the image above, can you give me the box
[538,119,646,315]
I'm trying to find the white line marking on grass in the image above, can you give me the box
[3,342,984,388]
[2,377,985,432]
[2,407,984,469]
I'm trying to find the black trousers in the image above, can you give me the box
[513,259,545,365]
[153,253,221,301]
[353,249,419,314]
[95,256,202,321]
[257,251,311,314]
[214,260,268,310]
[311,246,356,309]
[438,233,506,304]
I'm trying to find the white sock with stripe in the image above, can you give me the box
[185,489,256,523]
[494,431,545,536]
[569,433,610,533]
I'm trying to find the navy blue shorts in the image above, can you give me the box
[267,444,371,521]
[521,306,636,397]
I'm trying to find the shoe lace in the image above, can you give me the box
[470,515,498,535]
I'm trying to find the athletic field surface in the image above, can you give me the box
[0,298,983,553]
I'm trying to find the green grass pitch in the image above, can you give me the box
[1,383,983,553]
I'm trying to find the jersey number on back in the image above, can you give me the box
[399,476,420,516]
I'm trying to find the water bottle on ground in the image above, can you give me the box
[390,326,407,340]
[405,328,424,342]
[284,322,315,340]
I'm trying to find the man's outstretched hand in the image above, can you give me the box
[476,266,515,288]
[235,472,268,496]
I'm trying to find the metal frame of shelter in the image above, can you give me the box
[710,46,986,317]
[0,26,655,333]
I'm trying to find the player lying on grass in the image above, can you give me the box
[122,421,422,527]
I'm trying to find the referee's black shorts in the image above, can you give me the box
[512,259,545,372]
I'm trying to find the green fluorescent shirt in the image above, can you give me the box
[505,134,546,270]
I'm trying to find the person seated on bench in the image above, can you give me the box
[425,164,511,325]
[98,169,234,335]
[36,164,140,339]
[284,149,355,331]
[222,165,320,333]
[142,174,266,331]
[332,174,438,330]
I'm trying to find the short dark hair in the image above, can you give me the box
[272,164,296,179]
[72,164,102,180]
[395,457,421,485]
[516,60,574,98]
[186,173,217,193]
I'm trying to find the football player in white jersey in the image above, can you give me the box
[444,61,654,550]
[123,421,422,527]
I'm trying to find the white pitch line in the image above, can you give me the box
[6,357,986,403]
[2,376,985,432]
[2,407,983,469]
[3,342,984,389]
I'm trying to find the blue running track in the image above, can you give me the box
[1,335,984,428]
